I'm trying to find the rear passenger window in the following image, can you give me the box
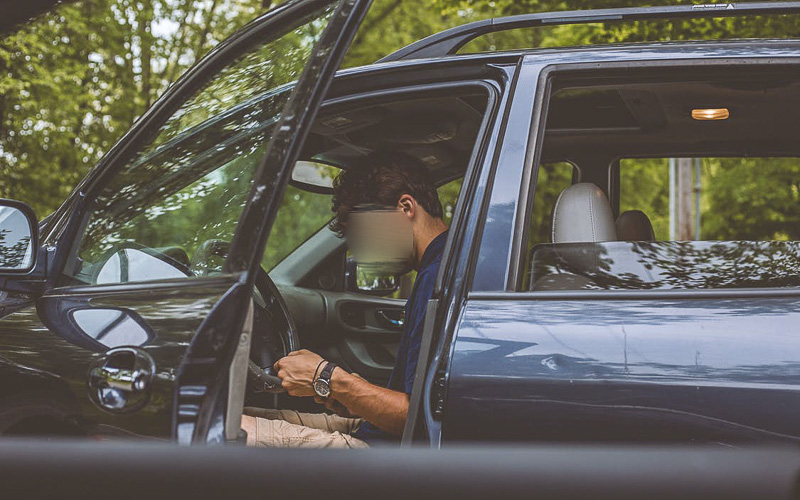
[620,157,800,242]
[519,71,800,293]
[524,155,800,291]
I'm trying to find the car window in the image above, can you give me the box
[381,177,463,300]
[521,68,800,293]
[262,184,333,272]
[523,156,800,291]
[268,176,464,299]
[62,6,337,285]
[620,157,800,241]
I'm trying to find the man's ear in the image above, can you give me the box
[397,194,415,219]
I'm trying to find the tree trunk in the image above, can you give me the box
[195,0,221,59]
[164,5,194,86]
[138,3,154,108]
[676,157,694,240]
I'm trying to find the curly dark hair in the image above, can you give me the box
[329,152,443,237]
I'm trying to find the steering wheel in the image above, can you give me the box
[248,267,300,394]
[189,239,298,393]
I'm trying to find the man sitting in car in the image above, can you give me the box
[240,152,449,448]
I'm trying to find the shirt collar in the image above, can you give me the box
[419,230,448,270]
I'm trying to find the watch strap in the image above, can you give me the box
[312,359,325,384]
[319,361,337,384]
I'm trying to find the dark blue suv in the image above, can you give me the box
[1,0,800,447]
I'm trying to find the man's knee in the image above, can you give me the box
[241,410,368,449]
[246,415,367,448]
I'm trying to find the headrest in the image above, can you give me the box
[616,210,656,241]
[551,183,616,243]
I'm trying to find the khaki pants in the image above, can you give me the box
[243,407,369,449]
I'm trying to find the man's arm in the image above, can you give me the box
[329,369,408,436]
[274,349,408,436]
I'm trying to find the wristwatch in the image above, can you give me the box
[313,361,337,398]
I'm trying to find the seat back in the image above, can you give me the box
[616,210,656,241]
[531,183,616,291]
[551,183,616,243]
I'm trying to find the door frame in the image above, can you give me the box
[401,62,516,447]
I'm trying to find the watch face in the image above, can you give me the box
[313,378,331,398]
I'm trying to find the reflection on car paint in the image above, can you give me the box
[445,298,800,443]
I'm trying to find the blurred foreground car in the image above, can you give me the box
[1,0,800,450]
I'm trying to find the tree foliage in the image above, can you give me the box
[0,0,269,217]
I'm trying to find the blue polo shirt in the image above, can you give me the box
[352,230,448,444]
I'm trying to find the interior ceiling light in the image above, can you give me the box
[691,108,730,121]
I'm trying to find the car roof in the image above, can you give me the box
[336,38,800,85]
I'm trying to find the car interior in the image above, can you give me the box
[525,67,800,292]
[246,86,491,411]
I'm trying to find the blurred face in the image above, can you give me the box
[347,207,414,275]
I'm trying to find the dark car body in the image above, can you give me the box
[1,0,800,448]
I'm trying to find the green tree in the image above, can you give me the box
[0,0,270,218]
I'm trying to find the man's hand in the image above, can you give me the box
[273,349,324,397]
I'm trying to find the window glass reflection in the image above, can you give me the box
[96,248,190,284]
[0,206,33,270]
[71,309,152,348]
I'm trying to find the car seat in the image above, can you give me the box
[531,183,616,291]
[615,210,656,241]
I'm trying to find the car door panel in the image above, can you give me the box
[0,277,236,437]
[444,296,800,444]
[325,292,405,339]
[325,292,404,382]
[277,284,402,384]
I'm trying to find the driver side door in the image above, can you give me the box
[0,0,370,443]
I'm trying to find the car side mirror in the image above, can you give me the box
[345,257,400,295]
[0,199,38,274]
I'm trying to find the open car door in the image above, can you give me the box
[0,0,370,444]
[172,0,372,444]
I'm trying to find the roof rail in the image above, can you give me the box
[378,2,800,63]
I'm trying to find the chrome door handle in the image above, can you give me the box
[88,347,155,413]
[376,309,404,328]
[89,365,150,393]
